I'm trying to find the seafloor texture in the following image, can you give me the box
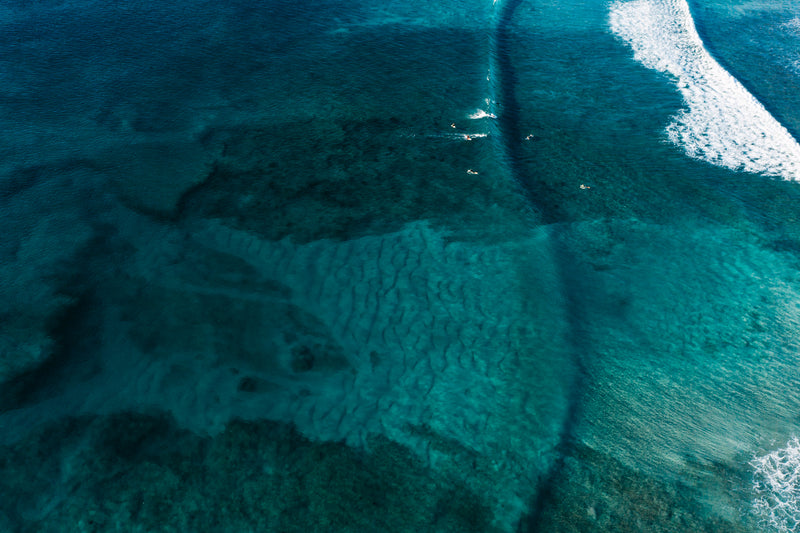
[3,0,800,531]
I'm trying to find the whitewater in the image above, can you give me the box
[752,437,800,533]
[609,0,800,181]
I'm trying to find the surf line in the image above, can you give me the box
[609,0,800,181]
[488,1,592,531]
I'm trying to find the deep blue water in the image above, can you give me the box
[2,0,800,531]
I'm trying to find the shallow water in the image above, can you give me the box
[2,0,800,531]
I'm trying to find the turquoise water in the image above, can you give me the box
[2,0,800,531]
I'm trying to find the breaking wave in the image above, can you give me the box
[609,0,800,181]
[751,436,800,533]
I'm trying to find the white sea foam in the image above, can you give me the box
[609,0,800,181]
[751,436,800,532]
[783,17,800,34]
[469,109,497,119]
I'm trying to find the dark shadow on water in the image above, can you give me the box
[492,1,591,530]
[0,291,98,414]
[494,0,568,225]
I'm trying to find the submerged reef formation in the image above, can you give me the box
[2,0,800,531]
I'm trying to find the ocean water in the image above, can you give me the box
[2,0,800,531]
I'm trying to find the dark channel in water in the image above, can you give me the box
[491,1,591,530]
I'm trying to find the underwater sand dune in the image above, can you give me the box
[0,216,574,531]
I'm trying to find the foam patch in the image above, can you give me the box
[752,436,800,532]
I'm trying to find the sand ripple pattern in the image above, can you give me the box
[0,218,570,530]
[181,221,571,527]
[193,223,566,444]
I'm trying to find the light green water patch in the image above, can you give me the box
[527,441,754,532]
[558,217,800,523]
[503,2,800,527]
